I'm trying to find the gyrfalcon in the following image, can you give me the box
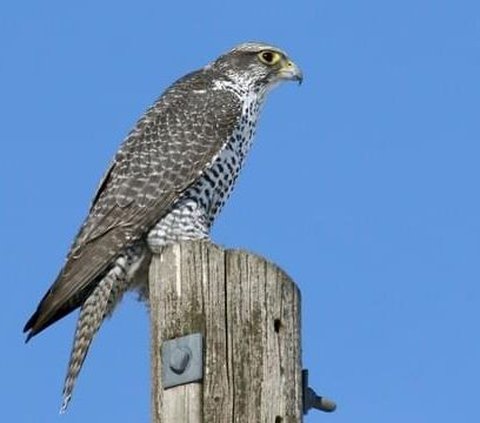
[24,41,302,411]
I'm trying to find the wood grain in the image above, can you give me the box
[149,241,302,422]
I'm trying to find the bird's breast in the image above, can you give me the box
[198,95,262,223]
[146,94,263,251]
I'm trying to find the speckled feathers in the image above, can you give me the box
[24,42,302,410]
[24,70,242,337]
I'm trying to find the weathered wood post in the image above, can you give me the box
[149,241,329,422]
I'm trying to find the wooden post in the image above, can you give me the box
[149,241,303,422]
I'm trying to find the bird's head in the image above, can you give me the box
[209,42,303,92]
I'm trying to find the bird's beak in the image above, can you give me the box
[279,59,303,85]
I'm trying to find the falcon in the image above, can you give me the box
[24,41,302,411]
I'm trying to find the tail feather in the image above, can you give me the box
[59,260,127,413]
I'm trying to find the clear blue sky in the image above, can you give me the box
[1,1,479,422]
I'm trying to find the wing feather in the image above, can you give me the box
[25,70,241,337]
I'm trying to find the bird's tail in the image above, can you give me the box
[59,258,129,413]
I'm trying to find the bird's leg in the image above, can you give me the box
[60,258,128,413]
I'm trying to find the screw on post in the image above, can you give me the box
[302,369,336,414]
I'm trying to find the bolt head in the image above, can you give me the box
[169,346,191,374]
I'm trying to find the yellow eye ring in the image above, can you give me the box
[258,50,281,66]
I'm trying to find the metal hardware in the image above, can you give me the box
[302,369,336,414]
[162,333,203,388]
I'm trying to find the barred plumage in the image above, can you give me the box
[24,41,302,411]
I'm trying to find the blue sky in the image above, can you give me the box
[1,1,479,422]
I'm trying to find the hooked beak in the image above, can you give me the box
[279,59,303,85]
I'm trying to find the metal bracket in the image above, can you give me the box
[302,369,337,414]
[162,333,203,389]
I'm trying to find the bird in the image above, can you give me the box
[23,41,302,412]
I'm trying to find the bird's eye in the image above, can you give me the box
[258,50,281,66]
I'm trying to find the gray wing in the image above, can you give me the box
[25,70,241,338]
